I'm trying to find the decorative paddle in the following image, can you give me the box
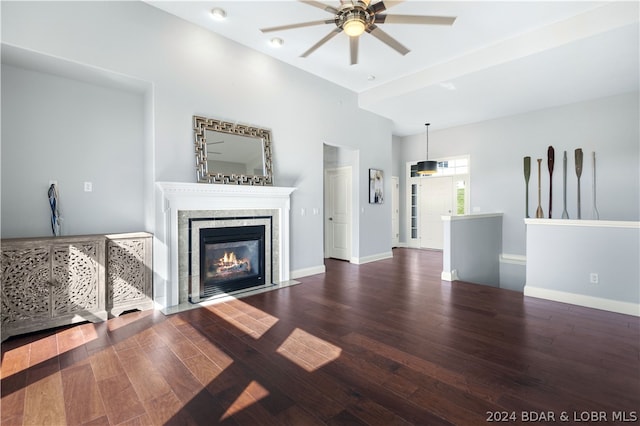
[536,158,544,218]
[524,156,531,218]
[561,151,569,219]
[592,151,599,220]
[547,146,554,218]
[575,148,583,219]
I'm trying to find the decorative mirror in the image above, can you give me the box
[194,115,273,185]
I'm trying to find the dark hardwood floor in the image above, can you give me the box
[2,248,639,425]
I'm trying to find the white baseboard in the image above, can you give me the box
[393,242,408,248]
[291,265,326,279]
[351,251,393,265]
[441,269,459,281]
[524,285,640,317]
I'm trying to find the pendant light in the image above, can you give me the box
[417,122,437,175]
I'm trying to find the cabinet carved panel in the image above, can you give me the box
[51,243,101,317]
[107,234,153,316]
[1,232,153,340]
[1,247,51,325]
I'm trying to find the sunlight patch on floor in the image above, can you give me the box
[206,300,279,339]
[220,380,270,420]
[276,328,342,372]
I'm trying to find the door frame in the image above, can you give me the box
[324,166,353,261]
[406,157,471,249]
[391,176,400,248]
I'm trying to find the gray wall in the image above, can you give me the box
[1,64,146,237]
[1,1,393,274]
[395,92,640,256]
[526,221,639,310]
[443,215,503,287]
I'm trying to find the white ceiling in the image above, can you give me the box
[147,1,639,136]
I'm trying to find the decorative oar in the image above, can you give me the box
[575,148,583,219]
[547,146,554,218]
[524,156,531,218]
[561,151,569,219]
[592,151,599,220]
[536,158,544,218]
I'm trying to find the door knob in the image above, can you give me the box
[329,217,333,221]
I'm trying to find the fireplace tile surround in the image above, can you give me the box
[155,182,295,309]
[179,210,277,303]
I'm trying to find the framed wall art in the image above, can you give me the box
[369,168,384,204]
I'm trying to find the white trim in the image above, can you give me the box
[291,265,326,279]
[442,213,503,221]
[394,242,409,248]
[524,285,640,317]
[351,251,393,265]
[499,253,526,265]
[524,218,639,229]
[441,270,459,281]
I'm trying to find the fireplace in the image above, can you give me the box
[199,225,266,297]
[156,182,295,308]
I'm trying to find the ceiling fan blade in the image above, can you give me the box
[299,0,339,14]
[261,20,334,33]
[301,27,343,58]
[350,36,359,65]
[370,0,405,14]
[376,14,456,25]
[367,25,409,55]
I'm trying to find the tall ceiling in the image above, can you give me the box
[147,1,639,136]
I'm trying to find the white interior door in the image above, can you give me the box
[419,176,453,249]
[325,167,352,261]
[391,176,400,247]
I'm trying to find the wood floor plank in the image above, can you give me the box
[61,362,106,425]
[138,345,203,404]
[113,347,171,403]
[1,343,30,378]
[89,346,126,381]
[2,248,639,425]
[96,374,147,425]
[23,362,66,425]
[141,390,199,426]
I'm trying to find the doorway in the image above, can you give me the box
[324,166,352,261]
[419,176,453,249]
[407,157,470,250]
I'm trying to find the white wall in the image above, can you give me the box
[1,63,146,237]
[396,92,640,257]
[1,1,393,275]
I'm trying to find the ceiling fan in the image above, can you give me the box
[260,0,456,65]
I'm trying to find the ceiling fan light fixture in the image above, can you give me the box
[343,17,366,37]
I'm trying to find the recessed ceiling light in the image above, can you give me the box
[269,37,284,48]
[210,8,227,21]
[367,75,376,81]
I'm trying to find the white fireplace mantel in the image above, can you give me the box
[155,182,295,308]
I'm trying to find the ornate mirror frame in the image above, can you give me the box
[194,115,274,185]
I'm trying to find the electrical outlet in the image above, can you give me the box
[84,182,93,192]
[589,273,599,285]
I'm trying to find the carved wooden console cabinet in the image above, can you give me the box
[1,232,153,340]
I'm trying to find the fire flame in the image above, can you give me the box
[220,251,238,266]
